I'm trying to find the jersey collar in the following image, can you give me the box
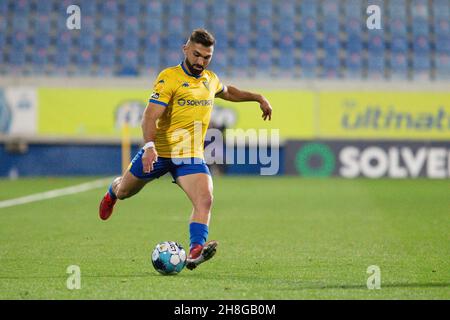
[180,61,203,79]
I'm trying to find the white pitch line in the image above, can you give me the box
[0,177,113,209]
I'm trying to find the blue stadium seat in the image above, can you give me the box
[11,0,29,16]
[323,16,339,35]
[412,53,431,79]
[389,17,408,36]
[388,0,406,18]
[346,34,362,53]
[413,35,429,54]
[300,52,317,78]
[278,17,295,35]
[210,51,227,75]
[301,34,317,52]
[36,1,52,14]
[257,0,272,18]
[98,52,115,69]
[12,15,29,32]
[234,1,250,19]
[390,36,408,54]
[300,16,317,34]
[0,1,7,14]
[34,32,50,49]
[31,48,48,73]
[344,0,361,18]
[322,0,339,18]
[56,31,73,51]
[122,32,140,51]
[323,34,340,55]
[77,0,95,16]
[79,32,95,51]
[8,49,26,67]
[435,54,450,80]
[34,15,51,34]
[165,51,183,68]
[119,50,138,76]
[434,18,449,37]
[143,50,161,71]
[168,0,184,18]
[76,50,93,72]
[235,34,250,50]
[100,34,116,52]
[124,1,140,16]
[278,0,295,20]
[278,51,295,72]
[435,35,450,54]
[125,17,139,33]
[101,0,118,16]
[322,55,340,79]
[432,0,450,19]
[0,12,6,31]
[367,53,385,79]
[12,31,27,51]
[367,34,385,54]
[256,52,272,74]
[188,0,207,31]
[146,0,162,17]
[54,48,70,68]
[280,35,295,51]
[211,0,228,16]
[300,0,317,19]
[100,17,118,34]
[144,17,163,34]
[345,17,362,36]
[345,52,362,78]
[390,53,408,80]
[214,31,228,50]
[411,17,429,36]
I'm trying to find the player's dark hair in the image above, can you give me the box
[189,28,215,47]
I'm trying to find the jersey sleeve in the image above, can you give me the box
[214,73,226,96]
[148,70,174,107]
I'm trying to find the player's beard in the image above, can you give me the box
[185,58,204,76]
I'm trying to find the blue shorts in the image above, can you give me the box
[128,149,211,181]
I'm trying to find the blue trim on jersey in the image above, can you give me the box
[180,61,201,79]
[149,99,168,107]
[128,149,211,181]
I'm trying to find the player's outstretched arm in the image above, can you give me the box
[141,102,166,172]
[216,85,272,121]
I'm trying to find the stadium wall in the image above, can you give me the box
[0,78,448,178]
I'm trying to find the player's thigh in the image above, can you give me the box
[117,170,154,198]
[176,173,213,206]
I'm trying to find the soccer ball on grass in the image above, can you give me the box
[151,241,187,275]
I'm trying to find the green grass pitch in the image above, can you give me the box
[0,176,448,299]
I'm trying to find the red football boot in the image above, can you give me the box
[99,192,117,220]
[186,240,218,270]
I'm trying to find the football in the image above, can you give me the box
[151,241,187,275]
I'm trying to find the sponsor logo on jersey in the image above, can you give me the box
[177,98,213,107]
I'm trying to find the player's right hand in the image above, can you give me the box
[142,147,158,173]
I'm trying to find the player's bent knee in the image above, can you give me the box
[195,193,214,212]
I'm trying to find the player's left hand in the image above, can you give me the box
[259,96,272,121]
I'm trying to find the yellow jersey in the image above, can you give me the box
[148,63,224,159]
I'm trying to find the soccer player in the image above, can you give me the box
[99,29,272,270]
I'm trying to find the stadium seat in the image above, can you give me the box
[435,54,450,80]
[124,1,140,17]
[344,52,362,78]
[188,0,207,31]
[300,0,317,19]
[367,53,385,79]
[412,53,431,79]
[390,53,408,80]
[300,52,317,78]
